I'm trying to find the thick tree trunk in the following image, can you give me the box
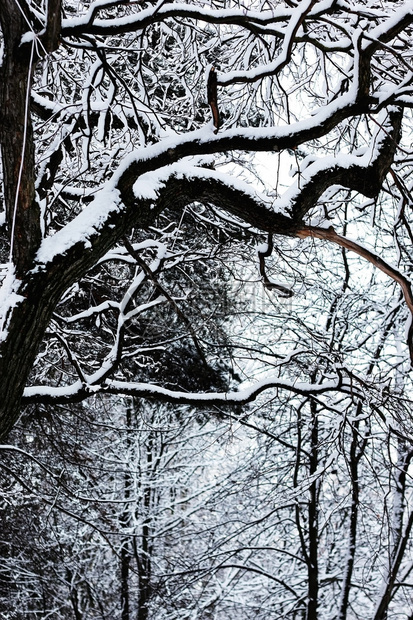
[0,0,41,276]
[0,0,65,439]
[0,271,60,440]
[0,0,44,437]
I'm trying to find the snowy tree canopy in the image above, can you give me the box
[0,0,412,440]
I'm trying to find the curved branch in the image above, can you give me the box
[23,373,360,407]
[61,4,295,38]
[297,224,413,365]
[60,1,413,45]
[258,234,294,296]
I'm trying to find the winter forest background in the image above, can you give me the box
[0,0,413,618]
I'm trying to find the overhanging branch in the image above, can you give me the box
[297,224,413,366]
[23,374,361,407]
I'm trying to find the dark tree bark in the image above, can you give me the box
[337,406,367,620]
[0,0,40,275]
[306,399,319,620]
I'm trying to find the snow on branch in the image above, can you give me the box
[218,0,317,86]
[61,3,295,37]
[23,372,361,407]
[32,102,401,282]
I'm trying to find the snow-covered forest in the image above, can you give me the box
[1,0,413,617]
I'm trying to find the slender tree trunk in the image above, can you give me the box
[337,406,366,620]
[337,450,358,618]
[120,539,131,620]
[137,522,151,620]
[120,406,133,620]
[373,445,413,620]
[294,402,308,618]
[373,511,413,620]
[135,428,154,620]
[306,399,319,620]
[66,568,83,620]
[390,442,412,559]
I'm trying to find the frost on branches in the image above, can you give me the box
[0,0,413,618]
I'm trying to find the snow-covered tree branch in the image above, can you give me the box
[1,2,413,614]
